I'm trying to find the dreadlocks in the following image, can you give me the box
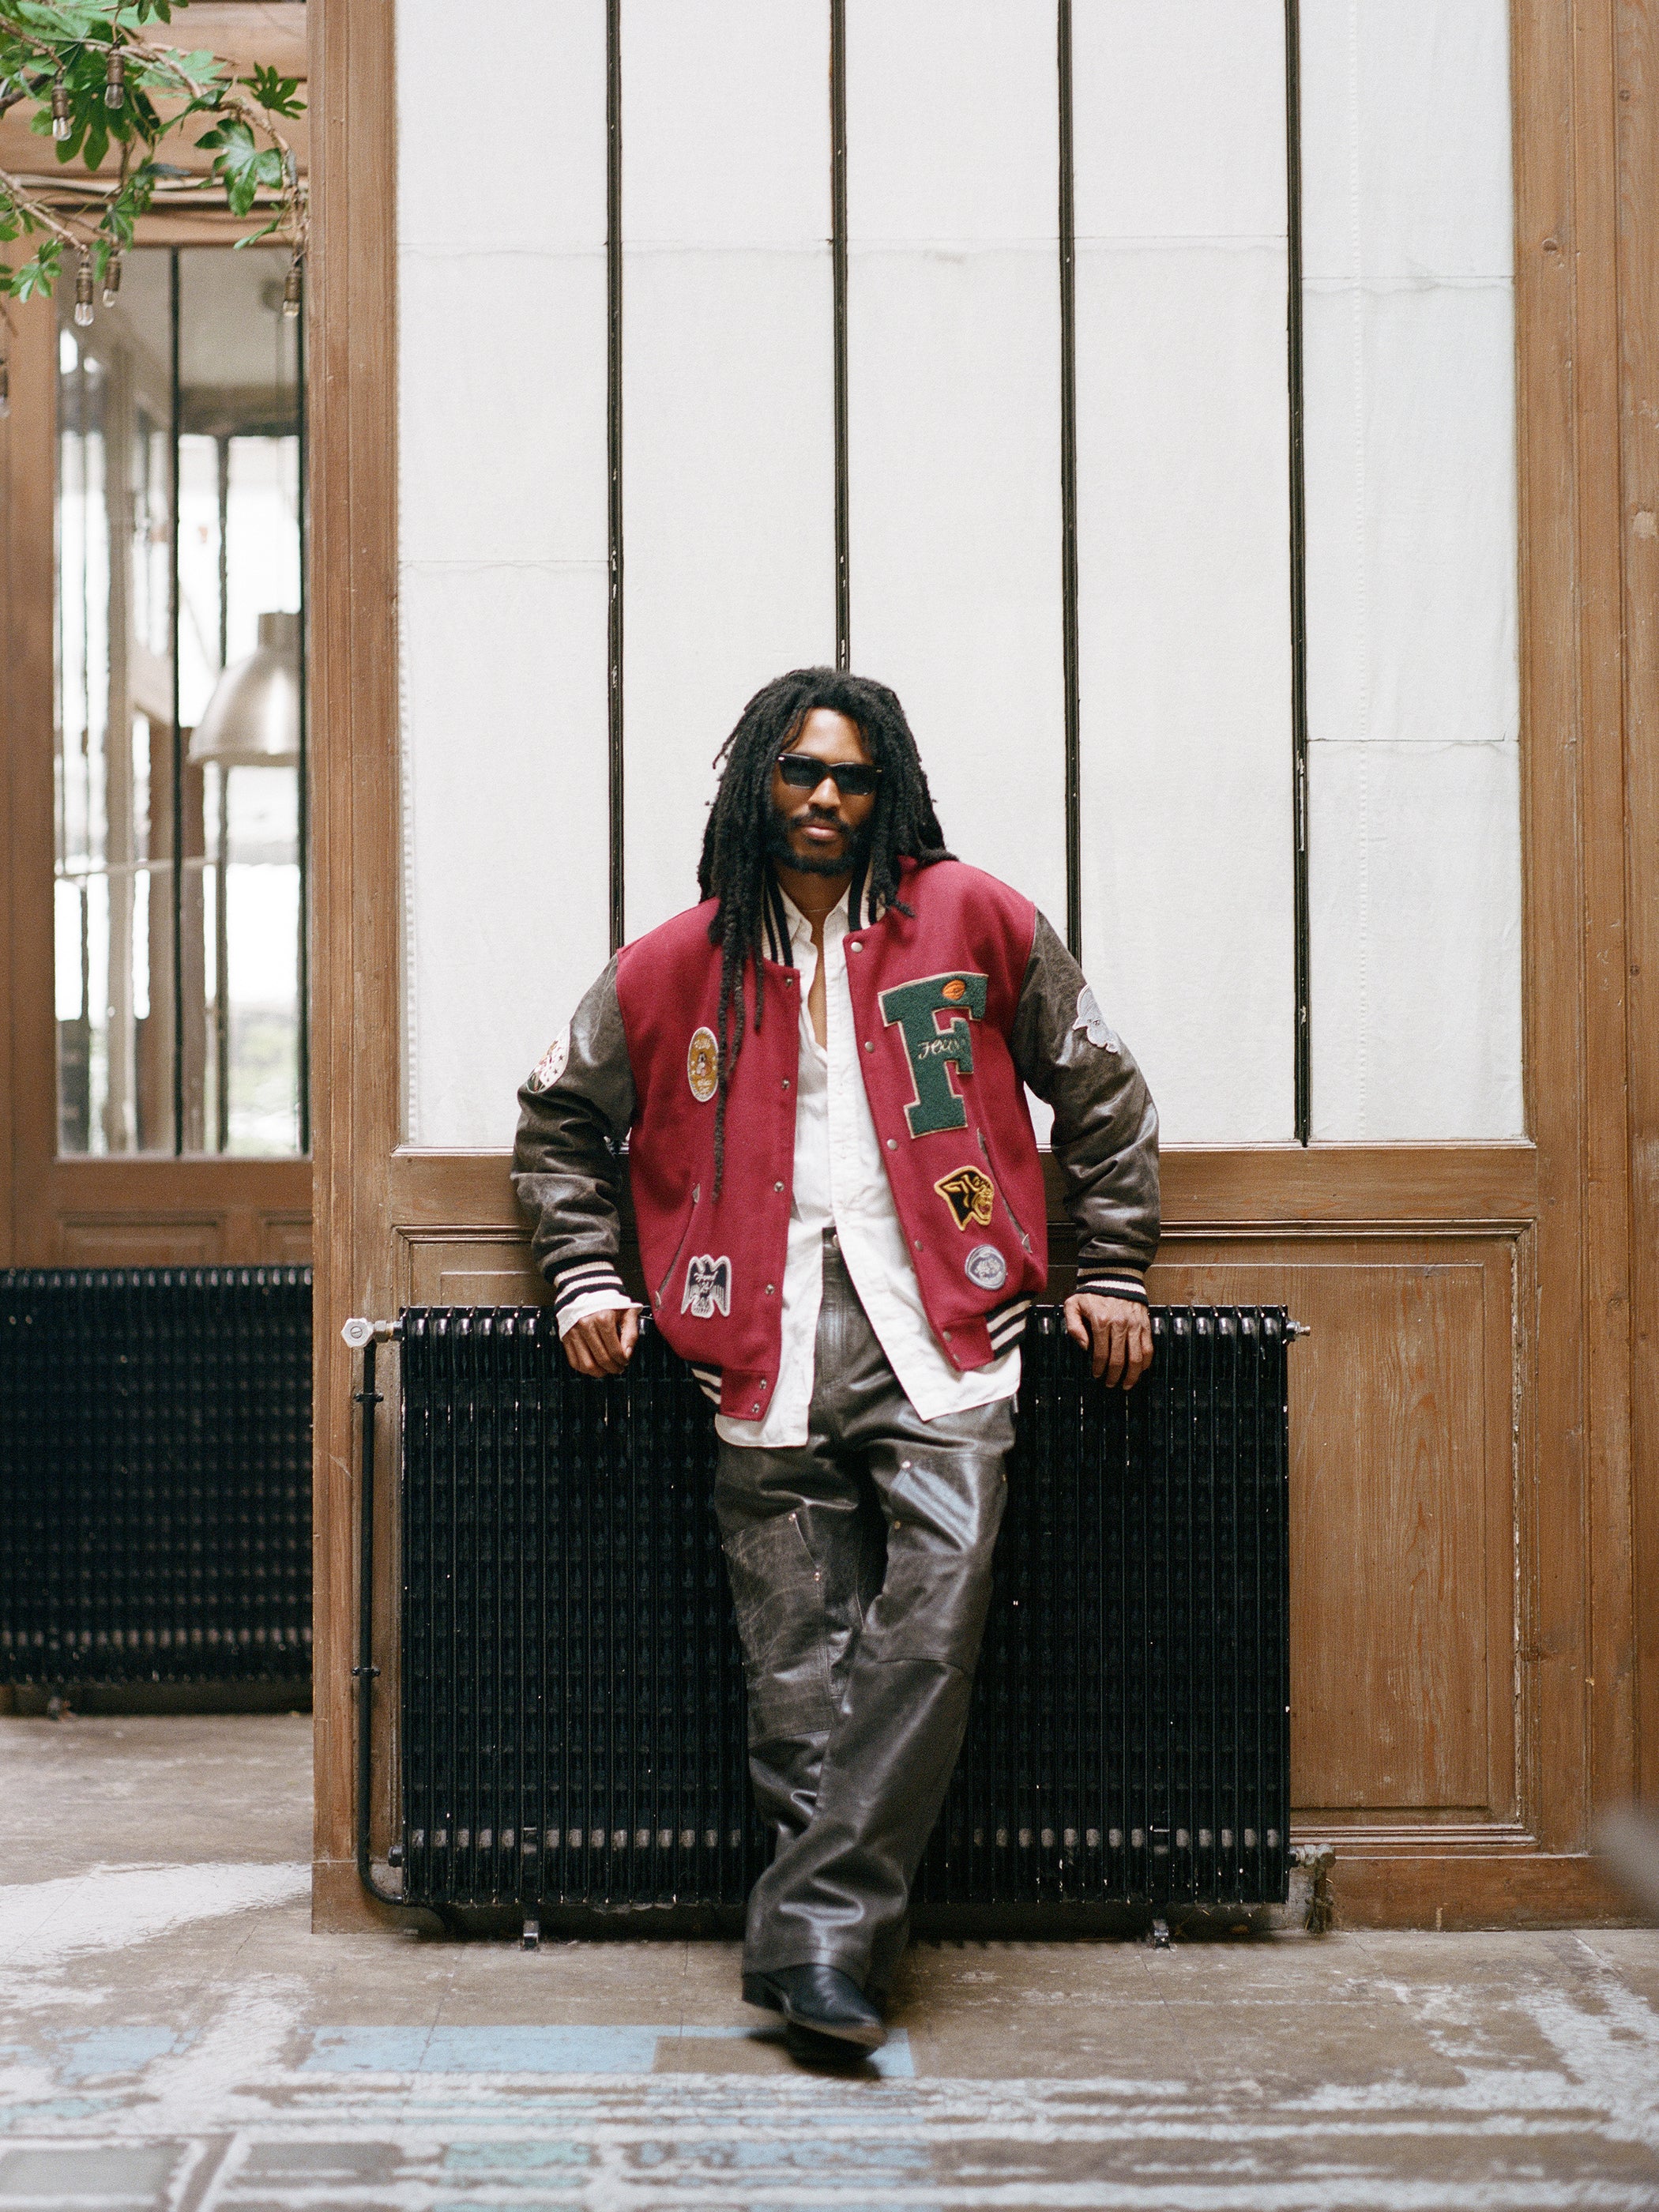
[698,667,953,1194]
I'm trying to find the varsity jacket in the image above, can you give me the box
[511,858,1159,1424]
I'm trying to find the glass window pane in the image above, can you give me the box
[55,243,307,1157]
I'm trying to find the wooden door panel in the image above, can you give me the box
[1149,1239,1518,1826]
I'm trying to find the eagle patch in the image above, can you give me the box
[528,1030,570,1093]
[681,1254,732,1320]
[934,1164,996,1232]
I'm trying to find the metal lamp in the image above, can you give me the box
[187,611,301,769]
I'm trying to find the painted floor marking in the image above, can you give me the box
[303,2024,916,2079]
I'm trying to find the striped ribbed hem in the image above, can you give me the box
[690,1364,722,1406]
[986,1296,1034,1353]
[553,1259,629,1319]
[1075,1271,1148,1307]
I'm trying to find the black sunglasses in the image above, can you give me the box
[776,751,882,798]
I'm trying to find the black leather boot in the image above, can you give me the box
[743,1963,887,2050]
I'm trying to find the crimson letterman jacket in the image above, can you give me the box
[512,858,1159,1425]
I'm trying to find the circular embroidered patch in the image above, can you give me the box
[965,1243,1008,1292]
[529,1030,570,1093]
[687,1026,720,1104]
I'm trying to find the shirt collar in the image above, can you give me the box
[775,882,849,950]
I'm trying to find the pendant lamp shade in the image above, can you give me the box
[187,611,301,768]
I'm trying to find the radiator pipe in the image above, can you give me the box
[345,1316,405,1908]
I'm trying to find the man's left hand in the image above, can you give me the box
[1063,1292,1153,1388]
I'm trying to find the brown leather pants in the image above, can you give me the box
[715,1232,1014,1996]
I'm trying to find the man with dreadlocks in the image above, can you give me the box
[512,668,1158,2056]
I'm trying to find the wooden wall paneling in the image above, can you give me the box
[1617,0,1659,1807]
[1569,0,1642,1840]
[1512,0,1598,1856]
[308,0,404,1927]
[1149,1237,1519,1830]
[3,296,56,1269]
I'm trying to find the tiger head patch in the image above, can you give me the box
[934,1164,995,1232]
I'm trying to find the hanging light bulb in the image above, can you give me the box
[101,250,122,307]
[51,70,70,139]
[0,355,9,422]
[103,46,125,109]
[73,250,94,327]
[282,257,303,318]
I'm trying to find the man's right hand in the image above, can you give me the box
[562,1304,641,1378]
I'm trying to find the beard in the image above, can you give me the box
[765,805,873,878]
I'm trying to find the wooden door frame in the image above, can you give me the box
[1,220,313,1264]
[306,0,1654,1928]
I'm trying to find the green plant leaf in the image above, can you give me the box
[240,62,304,119]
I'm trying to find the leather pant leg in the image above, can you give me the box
[716,1235,1013,1996]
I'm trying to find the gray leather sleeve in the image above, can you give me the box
[1009,910,1161,1287]
[510,955,637,1288]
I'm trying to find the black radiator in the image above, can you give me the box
[0,1267,312,1685]
[394,1304,1290,1915]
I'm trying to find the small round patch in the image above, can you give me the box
[941,976,968,1003]
[528,1030,570,1093]
[965,1243,1009,1292]
[687,1026,720,1104]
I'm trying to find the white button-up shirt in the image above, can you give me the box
[714,886,1019,1449]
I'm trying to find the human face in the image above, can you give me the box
[767,707,878,881]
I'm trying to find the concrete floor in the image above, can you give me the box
[1,1716,1657,2210]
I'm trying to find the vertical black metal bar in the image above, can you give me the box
[295,277,310,1157]
[607,0,626,953]
[355,1336,399,1905]
[1285,0,1312,1142]
[1057,0,1082,961]
[830,0,851,669]
[168,249,184,1155]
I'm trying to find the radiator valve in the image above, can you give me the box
[342,1316,400,1349]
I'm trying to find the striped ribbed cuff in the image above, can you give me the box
[553,1260,631,1338]
[1074,1270,1148,1307]
[986,1297,1033,1353]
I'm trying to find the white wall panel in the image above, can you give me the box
[1073,0,1295,1144]
[621,2,834,942]
[397,0,609,1146]
[1300,0,1522,1140]
[845,2,1066,928]
[1310,742,1522,1139]
[402,564,610,1146]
